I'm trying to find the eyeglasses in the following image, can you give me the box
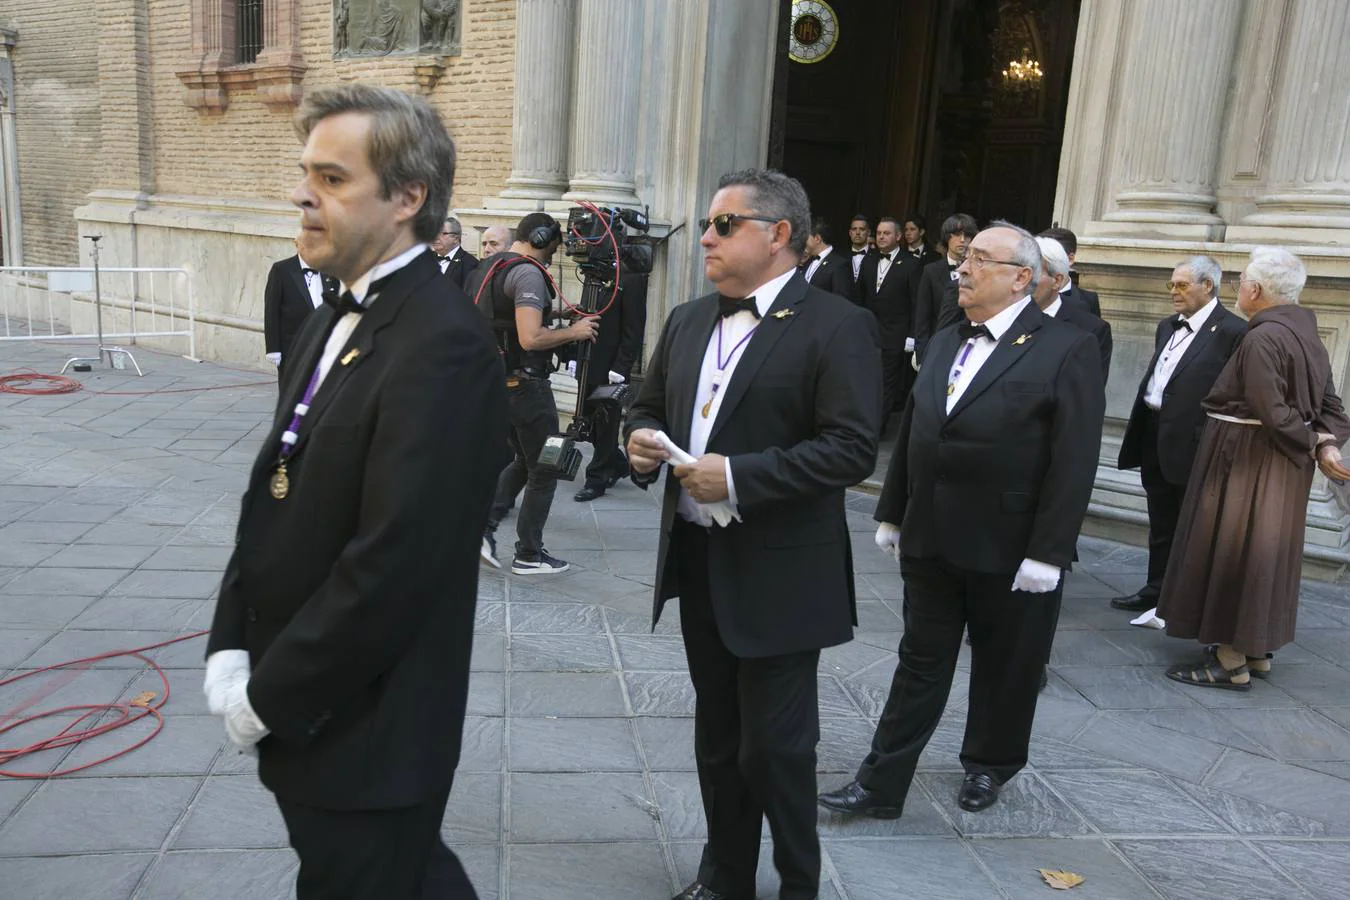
[1166,281,1194,293]
[964,252,1026,271]
[699,212,783,237]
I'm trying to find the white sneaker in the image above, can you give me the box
[510,550,570,575]
[480,534,501,569]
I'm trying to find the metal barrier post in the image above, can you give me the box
[59,236,143,376]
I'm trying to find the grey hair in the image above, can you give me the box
[1245,246,1307,304]
[1178,255,1222,299]
[985,220,1041,295]
[296,84,456,244]
[1034,235,1070,280]
[716,168,812,255]
[444,216,461,233]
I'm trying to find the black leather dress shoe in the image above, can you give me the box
[817,780,902,818]
[1110,592,1156,611]
[958,773,1001,812]
[573,483,606,502]
[672,883,728,900]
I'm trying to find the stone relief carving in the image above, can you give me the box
[336,0,460,57]
[421,0,461,51]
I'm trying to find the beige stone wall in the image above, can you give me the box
[7,0,101,266]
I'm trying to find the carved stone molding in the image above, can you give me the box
[413,58,447,94]
[176,0,307,115]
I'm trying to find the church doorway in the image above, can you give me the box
[769,0,1082,242]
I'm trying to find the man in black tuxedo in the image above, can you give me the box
[626,169,882,900]
[263,238,338,377]
[819,223,1104,820]
[846,214,873,285]
[902,214,941,270]
[799,216,853,299]
[912,213,978,366]
[1114,255,1246,613]
[571,268,648,502]
[433,215,478,289]
[1040,227,1101,316]
[854,216,920,428]
[1033,236,1112,382]
[203,85,507,900]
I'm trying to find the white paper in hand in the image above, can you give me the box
[653,431,739,527]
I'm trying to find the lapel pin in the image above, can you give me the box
[772,308,795,320]
[1210,324,1217,332]
[1013,333,1029,346]
[341,348,360,366]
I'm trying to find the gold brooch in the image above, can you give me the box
[772,309,795,320]
[1013,334,1029,346]
[341,348,360,366]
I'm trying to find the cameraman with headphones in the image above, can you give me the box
[475,212,598,575]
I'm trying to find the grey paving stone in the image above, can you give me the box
[649,770,707,839]
[470,633,505,672]
[117,666,212,716]
[602,601,682,636]
[624,670,696,716]
[441,772,502,844]
[508,842,669,900]
[820,640,895,678]
[173,775,288,849]
[968,837,1161,899]
[0,541,61,566]
[1043,770,1229,836]
[19,629,181,670]
[1294,628,1350,666]
[919,772,1094,838]
[467,672,505,716]
[509,671,627,717]
[0,520,98,543]
[1049,629,1144,666]
[0,853,152,900]
[508,634,615,672]
[817,716,878,774]
[1172,780,1335,837]
[508,602,606,635]
[139,545,234,570]
[509,717,642,772]
[816,777,952,836]
[454,844,500,900]
[78,522,181,545]
[3,566,129,596]
[1114,838,1303,899]
[508,773,660,841]
[1056,664,1202,710]
[1117,707,1273,757]
[138,849,297,900]
[635,717,696,771]
[67,596,204,631]
[671,839,845,900]
[0,627,53,668]
[615,635,689,671]
[1202,749,1350,828]
[110,568,220,599]
[20,502,127,524]
[1071,713,1226,783]
[819,674,865,717]
[0,780,37,826]
[825,836,1002,899]
[1215,707,1350,761]
[854,600,904,632]
[459,716,505,772]
[62,714,225,778]
[36,543,157,569]
[0,776,199,853]
[1254,663,1350,708]
[1258,840,1350,900]
[475,601,504,633]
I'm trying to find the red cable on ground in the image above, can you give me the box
[0,630,208,778]
[0,372,82,395]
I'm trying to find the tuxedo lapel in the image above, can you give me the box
[668,295,719,451]
[928,327,963,415]
[947,304,1045,422]
[289,260,309,305]
[1168,306,1227,382]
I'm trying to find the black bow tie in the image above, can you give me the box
[852,248,867,256]
[438,254,451,263]
[302,268,318,277]
[799,255,818,269]
[958,321,993,342]
[324,272,394,317]
[718,296,760,319]
[1172,317,1192,332]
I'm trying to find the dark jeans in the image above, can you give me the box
[487,376,560,557]
[584,387,628,488]
[1139,409,1186,602]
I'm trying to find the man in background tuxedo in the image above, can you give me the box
[263,237,337,377]
[800,216,853,299]
[820,222,1103,819]
[572,268,648,502]
[1114,255,1246,613]
[912,213,978,365]
[204,84,507,899]
[1033,236,1112,383]
[847,214,873,283]
[433,215,477,288]
[626,169,881,900]
[1040,227,1100,316]
[854,216,919,429]
[902,214,941,269]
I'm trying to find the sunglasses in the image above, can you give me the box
[698,212,783,237]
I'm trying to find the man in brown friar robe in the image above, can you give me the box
[1159,247,1350,691]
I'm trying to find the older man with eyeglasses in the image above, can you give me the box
[1114,256,1248,617]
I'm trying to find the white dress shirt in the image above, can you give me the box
[804,245,833,282]
[1043,296,1063,318]
[875,249,899,290]
[678,266,796,526]
[437,245,460,274]
[850,246,868,279]
[297,254,326,309]
[946,296,1033,414]
[1143,297,1218,410]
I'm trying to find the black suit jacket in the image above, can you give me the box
[853,251,920,351]
[912,259,959,364]
[440,247,478,290]
[804,248,853,300]
[1054,301,1113,385]
[1061,283,1100,317]
[877,302,1105,573]
[208,249,510,810]
[263,256,337,362]
[1118,303,1247,484]
[578,270,648,386]
[625,274,882,657]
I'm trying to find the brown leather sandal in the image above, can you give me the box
[1246,653,1273,679]
[1165,647,1252,691]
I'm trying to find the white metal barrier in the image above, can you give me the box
[0,254,197,374]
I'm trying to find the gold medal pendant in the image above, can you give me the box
[701,398,713,419]
[946,383,956,396]
[269,465,290,500]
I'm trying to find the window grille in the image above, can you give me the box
[237,0,264,64]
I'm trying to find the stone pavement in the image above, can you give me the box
[2,340,1350,900]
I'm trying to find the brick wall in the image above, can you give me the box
[8,0,101,266]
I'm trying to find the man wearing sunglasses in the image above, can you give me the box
[626,169,882,900]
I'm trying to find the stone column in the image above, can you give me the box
[562,0,645,205]
[1240,0,1350,236]
[498,0,576,201]
[1096,0,1243,237]
[0,28,21,266]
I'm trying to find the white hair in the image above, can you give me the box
[985,220,1040,295]
[1179,255,1222,299]
[1035,236,1070,279]
[1245,246,1306,305]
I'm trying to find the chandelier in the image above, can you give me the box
[1001,48,1043,88]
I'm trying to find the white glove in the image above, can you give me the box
[904,337,916,353]
[220,677,270,748]
[608,370,625,384]
[1012,558,1061,593]
[875,522,901,562]
[204,649,251,714]
[565,360,577,378]
[266,352,281,367]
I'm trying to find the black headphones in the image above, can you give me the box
[528,220,562,249]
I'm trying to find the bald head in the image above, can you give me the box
[480,225,511,256]
[956,224,1040,323]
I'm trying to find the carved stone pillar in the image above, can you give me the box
[562,0,644,205]
[1096,0,1243,237]
[499,0,576,201]
[1240,0,1350,235]
[0,28,22,266]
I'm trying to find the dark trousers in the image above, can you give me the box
[583,386,628,488]
[1138,409,1187,602]
[857,555,1059,806]
[674,520,821,900]
[275,784,476,900]
[880,348,903,428]
[488,377,559,557]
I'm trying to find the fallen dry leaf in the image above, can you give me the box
[128,691,158,708]
[1037,868,1085,890]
